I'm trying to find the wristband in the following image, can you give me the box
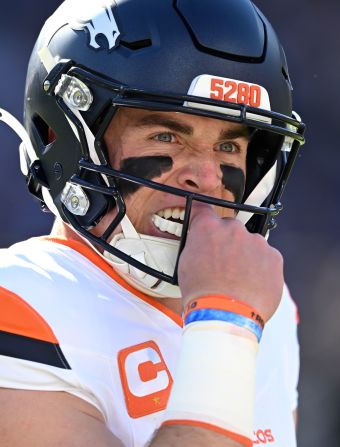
[184,295,265,328]
[184,295,265,341]
[163,320,258,446]
[185,308,263,342]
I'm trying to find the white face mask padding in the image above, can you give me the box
[104,215,182,298]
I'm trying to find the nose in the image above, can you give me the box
[176,156,222,194]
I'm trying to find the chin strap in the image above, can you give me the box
[104,214,182,298]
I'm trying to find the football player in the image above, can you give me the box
[0,1,305,446]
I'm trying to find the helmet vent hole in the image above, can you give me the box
[282,66,289,81]
[33,115,57,146]
[48,128,57,144]
[32,114,49,146]
[120,39,152,50]
[32,114,56,154]
[281,66,293,89]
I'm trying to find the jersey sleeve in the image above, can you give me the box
[0,285,104,414]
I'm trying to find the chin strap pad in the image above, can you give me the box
[104,215,182,298]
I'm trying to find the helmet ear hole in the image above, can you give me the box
[31,114,50,148]
[31,114,57,155]
[48,128,57,145]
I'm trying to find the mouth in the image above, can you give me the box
[152,207,185,238]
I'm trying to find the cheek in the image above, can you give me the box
[220,164,246,202]
[118,156,174,196]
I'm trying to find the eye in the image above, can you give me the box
[153,132,175,143]
[218,142,239,153]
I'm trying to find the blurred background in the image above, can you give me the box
[0,1,339,445]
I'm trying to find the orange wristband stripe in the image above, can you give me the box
[184,295,264,329]
[162,419,252,447]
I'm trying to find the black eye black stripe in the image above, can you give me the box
[220,164,245,203]
[119,156,173,195]
[118,156,245,203]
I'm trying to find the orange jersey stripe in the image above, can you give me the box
[163,419,252,447]
[37,236,183,327]
[0,286,58,343]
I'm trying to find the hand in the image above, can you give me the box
[178,206,284,323]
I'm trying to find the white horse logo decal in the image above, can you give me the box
[70,2,120,51]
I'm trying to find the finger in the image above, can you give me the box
[188,204,219,228]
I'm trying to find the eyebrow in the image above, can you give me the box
[136,114,193,135]
[219,127,251,141]
[135,113,251,140]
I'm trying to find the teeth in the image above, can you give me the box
[159,217,168,232]
[157,207,185,221]
[172,208,180,219]
[153,214,183,237]
[175,226,182,237]
[154,207,185,237]
[164,208,172,219]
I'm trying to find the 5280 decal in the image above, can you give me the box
[210,78,262,107]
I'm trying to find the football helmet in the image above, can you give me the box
[9,0,305,296]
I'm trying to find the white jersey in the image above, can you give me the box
[0,237,299,447]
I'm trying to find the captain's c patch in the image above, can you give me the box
[118,340,173,418]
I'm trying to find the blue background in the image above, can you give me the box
[0,1,339,445]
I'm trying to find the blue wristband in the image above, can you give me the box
[184,308,263,342]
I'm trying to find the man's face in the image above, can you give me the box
[103,108,250,240]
